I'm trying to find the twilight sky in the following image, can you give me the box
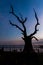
[0,0,43,41]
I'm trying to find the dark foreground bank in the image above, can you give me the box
[0,51,43,65]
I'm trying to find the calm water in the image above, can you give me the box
[0,45,24,52]
[0,44,43,53]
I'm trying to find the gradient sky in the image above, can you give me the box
[0,0,43,41]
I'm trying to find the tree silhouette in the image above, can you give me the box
[9,5,40,53]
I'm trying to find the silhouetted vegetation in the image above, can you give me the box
[0,49,43,65]
[1,5,43,65]
[9,5,40,53]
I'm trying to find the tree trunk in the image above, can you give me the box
[23,38,34,53]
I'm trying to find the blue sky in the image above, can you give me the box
[0,0,43,41]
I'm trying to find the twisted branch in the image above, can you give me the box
[9,20,24,32]
[9,5,27,37]
[31,36,38,41]
[29,9,40,37]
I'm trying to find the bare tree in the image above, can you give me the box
[9,5,40,53]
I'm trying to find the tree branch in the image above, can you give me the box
[33,8,40,25]
[9,5,27,37]
[19,13,27,23]
[19,13,24,21]
[23,17,27,23]
[9,20,24,32]
[9,5,22,23]
[31,36,38,41]
[29,9,40,37]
